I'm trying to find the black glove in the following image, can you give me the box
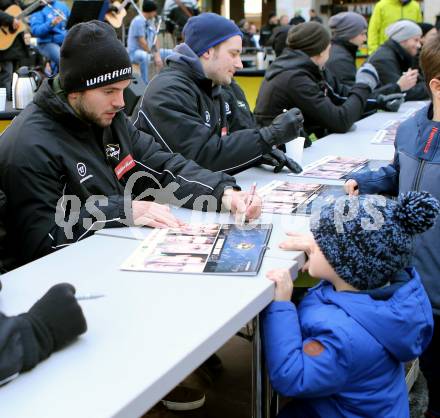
[376,93,405,112]
[259,108,304,147]
[260,148,302,174]
[25,283,87,355]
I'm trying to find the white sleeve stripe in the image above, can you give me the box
[49,218,122,249]
[76,218,121,242]
[133,92,262,173]
[0,372,19,386]
[220,154,262,172]
[138,110,173,153]
[134,160,214,191]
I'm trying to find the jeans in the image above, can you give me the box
[129,48,172,84]
[37,42,61,74]
[420,314,440,416]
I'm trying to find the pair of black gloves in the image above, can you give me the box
[258,108,305,174]
[19,283,87,371]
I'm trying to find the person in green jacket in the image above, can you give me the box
[367,0,422,54]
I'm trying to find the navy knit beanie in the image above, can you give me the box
[311,191,440,290]
[182,13,243,56]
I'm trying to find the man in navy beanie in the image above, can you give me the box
[135,12,305,175]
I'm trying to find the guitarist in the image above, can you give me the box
[29,0,69,74]
[127,0,171,83]
[0,0,28,99]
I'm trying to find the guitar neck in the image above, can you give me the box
[17,1,44,19]
[116,0,130,12]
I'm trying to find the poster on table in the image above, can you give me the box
[121,223,272,275]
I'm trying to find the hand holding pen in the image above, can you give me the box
[221,185,262,224]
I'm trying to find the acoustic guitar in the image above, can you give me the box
[105,0,129,29]
[0,1,43,51]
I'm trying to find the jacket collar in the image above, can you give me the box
[332,38,358,59]
[166,43,214,95]
[385,39,414,68]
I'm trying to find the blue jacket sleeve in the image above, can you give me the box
[261,301,352,397]
[350,149,400,196]
[30,10,53,37]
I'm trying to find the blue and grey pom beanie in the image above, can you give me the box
[182,13,242,56]
[311,191,440,290]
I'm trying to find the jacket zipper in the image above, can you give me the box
[412,159,426,191]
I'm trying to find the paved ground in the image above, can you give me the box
[142,335,429,418]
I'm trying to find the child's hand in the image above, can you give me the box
[279,232,313,253]
[267,269,293,301]
[344,179,359,196]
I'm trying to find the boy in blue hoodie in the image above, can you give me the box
[345,32,440,418]
[263,191,438,418]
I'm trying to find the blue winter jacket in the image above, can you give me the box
[262,268,433,418]
[29,1,70,46]
[351,104,440,314]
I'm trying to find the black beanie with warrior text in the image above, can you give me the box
[60,20,132,93]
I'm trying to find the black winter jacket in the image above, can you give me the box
[326,39,401,98]
[135,44,271,174]
[0,78,237,264]
[368,39,428,101]
[254,48,371,138]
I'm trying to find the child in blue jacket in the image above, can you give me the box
[263,191,438,418]
[345,32,440,418]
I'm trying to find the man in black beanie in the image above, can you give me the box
[0,283,87,385]
[0,20,261,265]
[135,12,305,175]
[255,22,380,139]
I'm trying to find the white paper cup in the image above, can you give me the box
[285,136,305,165]
[256,52,265,70]
[0,88,6,112]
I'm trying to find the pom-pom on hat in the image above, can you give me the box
[311,191,440,290]
[182,12,242,56]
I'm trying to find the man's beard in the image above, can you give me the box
[75,96,119,128]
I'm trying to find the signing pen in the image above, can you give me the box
[75,293,106,301]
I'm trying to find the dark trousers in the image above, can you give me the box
[420,314,440,415]
[0,61,13,100]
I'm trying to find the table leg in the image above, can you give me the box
[252,315,273,418]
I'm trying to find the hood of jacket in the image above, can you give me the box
[313,267,433,362]
[385,39,415,68]
[331,38,358,59]
[33,77,92,131]
[264,48,322,81]
[166,43,208,81]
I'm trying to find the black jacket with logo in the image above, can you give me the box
[254,48,371,138]
[0,78,237,264]
[368,40,428,101]
[134,44,271,174]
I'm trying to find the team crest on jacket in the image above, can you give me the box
[204,110,211,126]
[77,162,86,177]
[105,144,121,161]
[225,102,231,115]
